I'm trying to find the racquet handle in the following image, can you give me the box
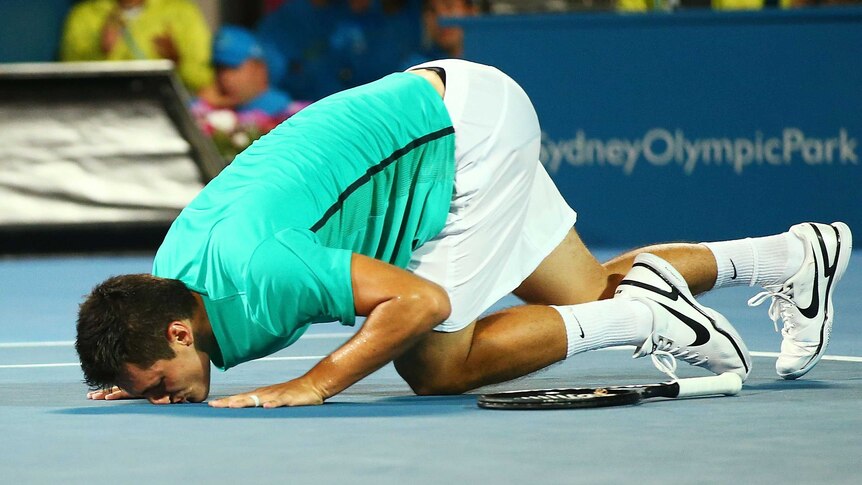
[676,372,742,398]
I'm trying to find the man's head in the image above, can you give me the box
[76,274,211,403]
[213,25,277,105]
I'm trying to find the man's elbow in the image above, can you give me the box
[404,283,451,330]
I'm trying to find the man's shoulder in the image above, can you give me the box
[246,229,319,274]
[245,229,353,297]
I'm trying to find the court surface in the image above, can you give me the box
[1,249,860,483]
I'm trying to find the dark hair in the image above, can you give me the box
[76,274,196,390]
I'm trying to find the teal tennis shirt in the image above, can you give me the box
[153,73,455,370]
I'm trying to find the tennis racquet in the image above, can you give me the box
[477,372,742,410]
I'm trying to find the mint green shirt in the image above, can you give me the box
[153,73,455,370]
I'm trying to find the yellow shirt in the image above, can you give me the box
[60,0,214,92]
[617,0,792,11]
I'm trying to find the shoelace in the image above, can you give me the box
[651,350,679,381]
[649,339,709,381]
[748,285,795,333]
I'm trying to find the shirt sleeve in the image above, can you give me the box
[169,0,215,92]
[245,228,356,338]
[60,2,110,61]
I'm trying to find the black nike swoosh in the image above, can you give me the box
[797,243,820,319]
[619,262,712,346]
[822,225,842,323]
[656,302,712,346]
[619,261,749,374]
[797,224,839,320]
[619,263,682,301]
[730,260,738,280]
[800,224,844,365]
[576,320,585,339]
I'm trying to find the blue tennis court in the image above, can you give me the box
[2,248,859,483]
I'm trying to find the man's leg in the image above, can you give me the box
[394,306,568,395]
[396,222,850,393]
[515,224,815,303]
[601,222,851,379]
[511,228,720,304]
[396,225,643,394]
[395,226,726,394]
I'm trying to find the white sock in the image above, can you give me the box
[552,299,653,358]
[701,231,805,289]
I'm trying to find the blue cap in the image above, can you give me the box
[213,25,265,67]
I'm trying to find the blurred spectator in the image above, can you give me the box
[60,0,215,95]
[403,0,477,67]
[424,0,477,58]
[257,0,344,100]
[210,25,299,117]
[264,0,290,12]
[616,0,796,10]
[330,0,423,88]
[785,0,862,5]
[192,25,309,161]
[259,1,424,100]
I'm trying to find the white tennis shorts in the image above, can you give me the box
[406,59,577,332]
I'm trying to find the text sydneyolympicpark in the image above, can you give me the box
[541,128,858,175]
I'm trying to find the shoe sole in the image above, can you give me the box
[780,221,853,379]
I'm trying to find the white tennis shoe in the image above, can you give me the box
[748,222,852,379]
[615,253,751,381]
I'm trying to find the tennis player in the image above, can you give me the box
[76,59,852,407]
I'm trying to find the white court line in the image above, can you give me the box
[749,350,862,362]
[0,363,81,369]
[0,333,354,349]
[0,355,324,369]
[259,355,325,362]
[0,341,75,349]
[2,344,861,370]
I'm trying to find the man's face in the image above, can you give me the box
[216,60,267,105]
[119,342,211,404]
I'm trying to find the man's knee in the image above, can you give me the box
[395,361,472,396]
[394,326,476,396]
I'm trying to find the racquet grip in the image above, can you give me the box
[675,372,742,398]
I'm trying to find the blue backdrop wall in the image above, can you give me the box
[0,0,73,62]
[454,7,862,246]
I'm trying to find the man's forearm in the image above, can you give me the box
[303,291,450,400]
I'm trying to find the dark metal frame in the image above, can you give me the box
[0,60,227,253]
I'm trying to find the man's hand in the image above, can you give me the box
[153,30,179,63]
[86,386,136,401]
[208,377,325,408]
[100,11,123,54]
[196,84,239,109]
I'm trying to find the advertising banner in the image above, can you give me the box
[456,8,862,245]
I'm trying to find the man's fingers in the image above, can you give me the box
[209,393,277,408]
[105,388,132,400]
[208,381,325,408]
[87,386,123,400]
[208,394,253,408]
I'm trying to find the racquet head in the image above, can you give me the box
[477,373,742,410]
[477,386,642,410]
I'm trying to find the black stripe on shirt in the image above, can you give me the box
[310,125,456,233]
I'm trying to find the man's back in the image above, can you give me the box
[152,72,455,368]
